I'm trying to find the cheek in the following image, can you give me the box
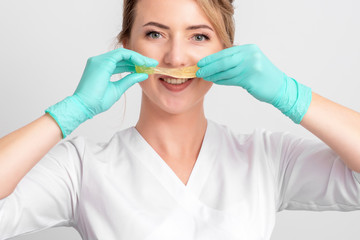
[138,76,153,93]
[204,44,224,57]
[137,75,160,101]
[189,43,225,64]
[197,79,213,95]
[129,38,162,61]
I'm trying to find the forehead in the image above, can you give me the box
[134,0,212,28]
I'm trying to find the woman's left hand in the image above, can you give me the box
[196,44,287,104]
[196,44,312,123]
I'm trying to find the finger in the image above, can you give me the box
[197,52,242,78]
[113,60,137,73]
[113,65,135,74]
[203,65,243,83]
[211,79,237,86]
[112,73,148,97]
[107,48,158,67]
[197,45,242,67]
[116,60,134,67]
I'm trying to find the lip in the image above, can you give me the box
[158,75,194,92]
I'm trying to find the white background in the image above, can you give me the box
[1,0,360,239]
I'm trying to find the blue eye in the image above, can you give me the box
[146,31,161,39]
[193,34,210,42]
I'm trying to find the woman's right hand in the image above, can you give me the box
[74,48,158,116]
[45,48,158,138]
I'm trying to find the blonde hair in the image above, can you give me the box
[117,0,235,48]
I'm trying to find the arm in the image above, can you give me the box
[0,138,84,239]
[0,114,62,199]
[197,45,360,212]
[264,130,360,212]
[0,48,157,200]
[301,92,360,172]
[197,44,359,172]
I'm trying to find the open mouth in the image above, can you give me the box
[158,75,194,92]
[160,77,192,85]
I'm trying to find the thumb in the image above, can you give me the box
[113,73,148,99]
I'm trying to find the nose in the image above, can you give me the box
[163,38,189,68]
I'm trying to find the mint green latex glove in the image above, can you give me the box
[196,44,312,123]
[46,48,158,138]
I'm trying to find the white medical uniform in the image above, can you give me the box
[1,119,360,240]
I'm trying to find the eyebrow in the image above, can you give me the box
[143,22,170,29]
[143,22,214,31]
[186,24,213,31]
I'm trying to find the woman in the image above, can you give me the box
[1,0,360,239]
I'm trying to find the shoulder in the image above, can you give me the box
[207,119,312,154]
[46,127,135,165]
[66,126,134,148]
[208,119,281,144]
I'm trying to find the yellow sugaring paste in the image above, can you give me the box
[135,65,199,79]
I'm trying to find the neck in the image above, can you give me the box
[135,93,207,163]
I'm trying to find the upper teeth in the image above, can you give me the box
[162,78,190,85]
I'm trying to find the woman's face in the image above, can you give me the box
[125,0,224,115]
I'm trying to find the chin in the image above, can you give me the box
[159,97,204,116]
